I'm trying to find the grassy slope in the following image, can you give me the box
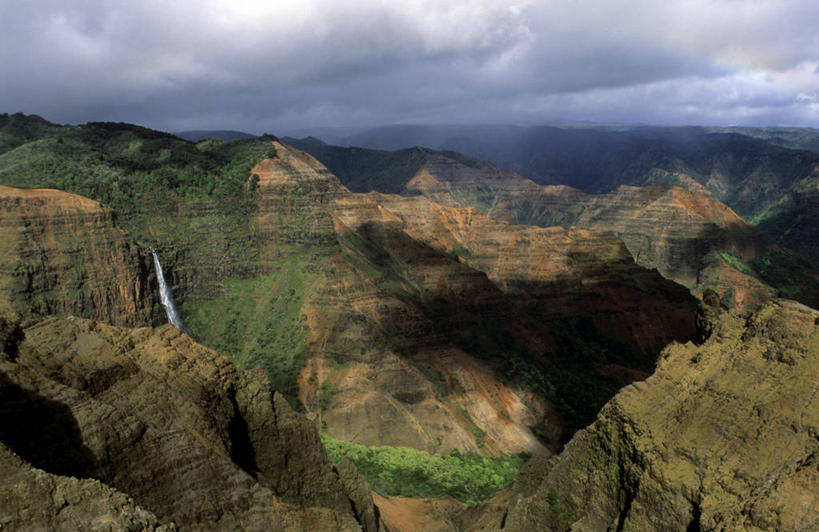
[183,253,317,400]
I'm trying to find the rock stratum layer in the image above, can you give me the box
[243,142,698,452]
[0,186,156,326]
[287,140,819,312]
[503,299,819,531]
[247,143,560,454]
[486,182,819,311]
[0,317,375,531]
[0,121,700,458]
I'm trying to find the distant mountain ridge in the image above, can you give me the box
[175,129,257,142]
[319,124,819,263]
[286,136,819,311]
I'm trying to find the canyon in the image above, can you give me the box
[0,114,817,530]
[288,138,819,312]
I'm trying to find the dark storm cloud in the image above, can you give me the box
[1,0,818,132]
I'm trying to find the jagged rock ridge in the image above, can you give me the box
[503,299,819,531]
[0,316,377,530]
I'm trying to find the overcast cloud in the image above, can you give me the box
[1,0,818,133]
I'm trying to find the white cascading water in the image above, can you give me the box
[151,249,185,331]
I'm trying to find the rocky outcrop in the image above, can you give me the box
[0,186,156,326]
[487,183,819,311]
[250,140,347,265]
[0,316,375,531]
[503,299,819,531]
[0,442,172,531]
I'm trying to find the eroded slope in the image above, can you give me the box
[504,299,819,531]
[0,186,156,326]
[0,316,373,531]
[291,141,819,312]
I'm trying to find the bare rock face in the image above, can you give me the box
[372,491,510,532]
[244,143,560,455]
[396,155,819,312]
[488,183,819,311]
[0,186,156,326]
[0,443,172,531]
[289,142,819,312]
[251,140,347,265]
[356,192,698,357]
[0,317,374,531]
[503,299,819,531]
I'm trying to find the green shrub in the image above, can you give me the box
[321,434,524,504]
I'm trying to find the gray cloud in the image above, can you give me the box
[1,0,818,133]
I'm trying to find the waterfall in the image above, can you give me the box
[151,249,185,331]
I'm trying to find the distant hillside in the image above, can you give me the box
[175,129,256,142]
[705,125,819,152]
[0,112,68,154]
[337,125,819,212]
[284,136,454,194]
[289,138,819,311]
[328,124,819,264]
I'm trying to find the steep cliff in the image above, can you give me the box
[0,316,373,531]
[357,192,697,356]
[288,140,819,312]
[184,141,699,453]
[0,186,157,326]
[316,124,819,283]
[242,142,558,455]
[486,182,819,310]
[503,299,819,531]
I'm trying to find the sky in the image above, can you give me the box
[2,0,818,134]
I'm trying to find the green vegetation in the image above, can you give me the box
[0,113,64,153]
[321,434,524,504]
[719,252,756,276]
[0,121,276,209]
[754,188,819,264]
[183,255,317,403]
[451,185,497,214]
[545,488,573,526]
[283,139,428,194]
[750,249,816,298]
[0,114,323,402]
